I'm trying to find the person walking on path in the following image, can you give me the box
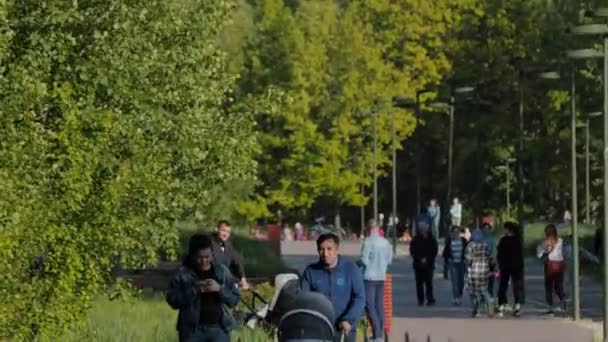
[360,219,393,342]
[166,233,241,342]
[482,222,497,297]
[427,199,441,239]
[496,221,524,317]
[211,220,250,290]
[443,226,468,305]
[300,233,366,342]
[410,215,438,306]
[465,228,495,317]
[294,222,304,241]
[450,197,463,227]
[537,224,568,314]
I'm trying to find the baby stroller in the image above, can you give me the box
[239,273,341,342]
[239,273,300,330]
[278,291,339,342]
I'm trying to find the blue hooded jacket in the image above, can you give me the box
[299,256,366,327]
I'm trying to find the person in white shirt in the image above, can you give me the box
[450,197,462,227]
[537,224,567,314]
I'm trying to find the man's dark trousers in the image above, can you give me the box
[364,280,385,339]
[414,267,434,304]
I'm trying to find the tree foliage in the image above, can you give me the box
[0,0,258,339]
[237,0,477,222]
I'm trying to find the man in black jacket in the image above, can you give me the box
[211,220,249,289]
[496,221,524,317]
[166,233,240,342]
[410,214,438,306]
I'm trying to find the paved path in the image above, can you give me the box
[281,240,600,342]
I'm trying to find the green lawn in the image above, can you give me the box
[58,292,273,342]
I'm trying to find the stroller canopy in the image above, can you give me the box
[278,291,336,342]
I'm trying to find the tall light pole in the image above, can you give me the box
[391,108,397,252]
[566,46,605,322]
[568,17,608,330]
[570,64,580,321]
[373,109,378,222]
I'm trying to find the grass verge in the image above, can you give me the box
[58,291,273,342]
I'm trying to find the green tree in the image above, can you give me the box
[0,0,257,339]
[238,0,477,225]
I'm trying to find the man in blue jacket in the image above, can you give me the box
[300,233,366,342]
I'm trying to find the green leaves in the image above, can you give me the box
[236,0,471,219]
[0,0,257,339]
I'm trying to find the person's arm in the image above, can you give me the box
[339,265,366,328]
[410,239,418,260]
[299,267,313,292]
[465,244,473,265]
[361,240,372,267]
[218,266,241,308]
[496,238,504,268]
[442,239,451,262]
[387,240,393,264]
[166,270,197,310]
[432,238,439,258]
[537,242,547,259]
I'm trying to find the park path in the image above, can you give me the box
[280,240,601,342]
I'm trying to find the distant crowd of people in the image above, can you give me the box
[411,204,570,318]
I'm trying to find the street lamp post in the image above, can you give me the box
[391,108,397,252]
[373,110,378,222]
[566,45,606,322]
[568,17,608,328]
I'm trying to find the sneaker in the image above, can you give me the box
[544,308,555,315]
[417,301,424,307]
[497,305,505,317]
[513,304,521,317]
[456,297,463,306]
[452,299,459,306]
[427,299,436,306]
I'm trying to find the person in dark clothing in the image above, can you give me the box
[410,215,438,306]
[211,220,249,289]
[166,233,241,342]
[496,221,524,317]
